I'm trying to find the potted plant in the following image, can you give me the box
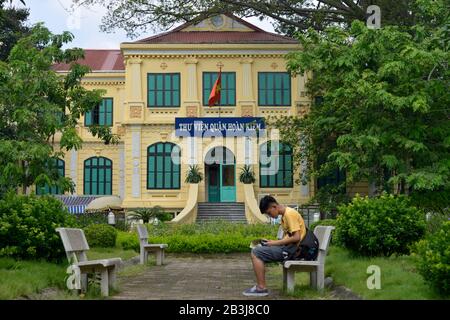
[239,164,256,184]
[185,164,203,183]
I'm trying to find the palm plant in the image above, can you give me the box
[185,164,203,183]
[239,164,256,184]
[127,206,165,223]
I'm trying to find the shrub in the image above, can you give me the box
[309,219,337,231]
[337,193,426,256]
[84,224,117,248]
[414,221,450,296]
[75,212,107,228]
[0,193,76,261]
[116,221,279,254]
[117,231,139,252]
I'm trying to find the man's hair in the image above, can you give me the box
[259,195,278,214]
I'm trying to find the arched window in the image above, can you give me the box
[84,157,112,195]
[259,141,293,188]
[147,142,180,189]
[36,158,65,195]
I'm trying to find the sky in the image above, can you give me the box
[11,0,276,49]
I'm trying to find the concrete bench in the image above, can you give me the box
[56,227,122,297]
[136,224,168,266]
[282,225,335,293]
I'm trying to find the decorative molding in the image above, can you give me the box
[296,102,310,116]
[239,58,254,64]
[130,105,142,119]
[241,105,254,117]
[81,79,126,87]
[117,126,126,136]
[216,61,224,68]
[126,58,142,65]
[184,58,198,64]
[186,106,198,117]
[271,62,278,69]
[160,62,168,70]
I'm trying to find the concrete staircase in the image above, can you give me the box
[197,202,247,223]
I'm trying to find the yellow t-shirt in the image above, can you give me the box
[281,207,306,244]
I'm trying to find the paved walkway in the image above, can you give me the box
[112,253,291,300]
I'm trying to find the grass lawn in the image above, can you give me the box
[266,245,444,300]
[0,247,138,300]
[325,246,443,300]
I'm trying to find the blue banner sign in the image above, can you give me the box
[175,117,266,137]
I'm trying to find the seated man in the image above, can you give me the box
[243,195,306,297]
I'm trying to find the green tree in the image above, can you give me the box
[273,13,449,208]
[0,24,119,195]
[71,0,447,38]
[0,0,29,61]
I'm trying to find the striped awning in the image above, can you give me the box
[53,195,100,214]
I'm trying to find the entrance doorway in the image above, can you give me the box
[205,147,236,202]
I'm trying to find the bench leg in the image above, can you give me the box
[140,246,146,265]
[283,267,295,293]
[80,273,88,294]
[100,269,109,297]
[108,267,117,290]
[156,249,164,266]
[317,265,325,291]
[310,271,317,289]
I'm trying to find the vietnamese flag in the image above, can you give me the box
[208,69,222,107]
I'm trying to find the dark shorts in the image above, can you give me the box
[251,244,296,263]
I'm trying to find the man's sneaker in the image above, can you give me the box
[242,285,269,297]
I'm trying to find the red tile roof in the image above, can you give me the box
[131,13,298,45]
[53,50,125,72]
[133,31,298,44]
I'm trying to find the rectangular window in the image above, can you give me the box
[85,98,113,126]
[258,72,291,106]
[203,72,236,106]
[148,73,180,107]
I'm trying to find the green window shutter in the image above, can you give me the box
[148,74,180,107]
[156,74,163,90]
[84,157,112,195]
[106,98,113,126]
[203,73,211,106]
[258,73,291,106]
[203,72,235,106]
[99,100,106,125]
[147,143,180,190]
[85,110,92,126]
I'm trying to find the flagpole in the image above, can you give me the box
[218,67,222,119]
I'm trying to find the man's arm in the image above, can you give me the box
[266,230,300,246]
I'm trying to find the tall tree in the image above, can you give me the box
[271,6,449,210]
[0,24,119,195]
[71,0,439,38]
[0,0,29,61]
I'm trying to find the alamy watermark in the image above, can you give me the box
[367,5,381,29]
[367,265,381,289]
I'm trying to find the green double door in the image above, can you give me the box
[207,163,236,202]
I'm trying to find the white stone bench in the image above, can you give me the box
[136,224,168,266]
[282,225,335,293]
[56,227,122,297]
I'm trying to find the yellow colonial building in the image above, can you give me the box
[51,14,367,223]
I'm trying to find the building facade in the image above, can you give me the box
[50,14,368,220]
